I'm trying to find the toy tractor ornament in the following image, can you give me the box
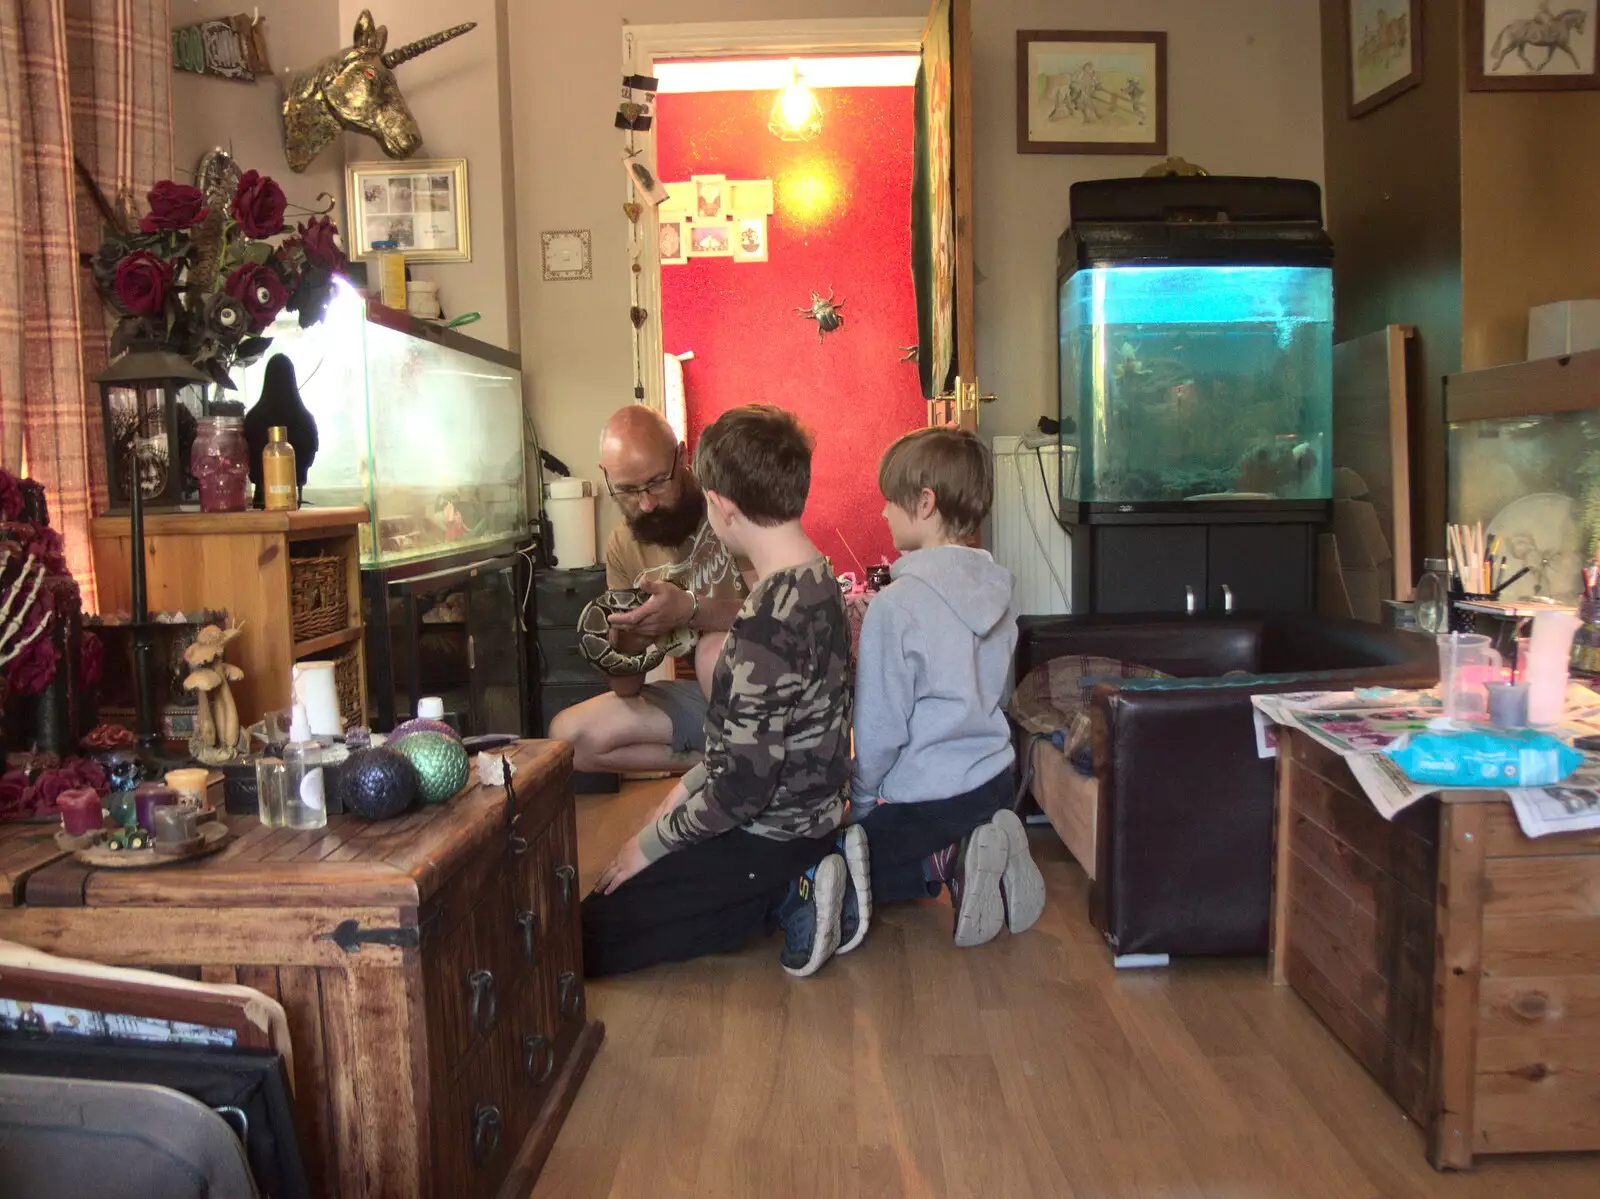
[282,10,477,173]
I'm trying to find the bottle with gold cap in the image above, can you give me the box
[262,426,299,511]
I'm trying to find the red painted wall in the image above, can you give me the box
[657,85,922,575]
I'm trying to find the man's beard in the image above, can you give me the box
[627,484,706,548]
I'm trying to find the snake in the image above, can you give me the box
[576,588,698,677]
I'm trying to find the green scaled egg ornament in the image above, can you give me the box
[393,732,470,805]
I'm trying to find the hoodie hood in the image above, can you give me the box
[891,546,1014,635]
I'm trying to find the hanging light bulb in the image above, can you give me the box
[769,60,822,142]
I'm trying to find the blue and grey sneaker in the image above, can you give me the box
[927,828,1007,949]
[778,854,846,977]
[836,824,872,955]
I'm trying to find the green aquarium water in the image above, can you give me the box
[1058,265,1334,507]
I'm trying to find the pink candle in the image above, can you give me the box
[58,788,104,836]
[134,784,178,833]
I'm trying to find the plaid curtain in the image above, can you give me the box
[0,0,170,611]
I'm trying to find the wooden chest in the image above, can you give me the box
[0,739,602,1198]
[1270,728,1600,1169]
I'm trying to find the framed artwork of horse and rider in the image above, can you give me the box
[1346,0,1423,117]
[1466,0,1600,90]
[1015,30,1167,156]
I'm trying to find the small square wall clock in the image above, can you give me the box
[541,230,592,281]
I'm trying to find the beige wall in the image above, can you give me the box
[171,1,519,351]
[511,0,1325,542]
[1460,89,1600,370]
[169,1,343,212]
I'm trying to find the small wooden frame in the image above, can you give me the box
[1346,0,1423,117]
[1466,0,1600,92]
[1271,728,1600,1169]
[1016,30,1167,156]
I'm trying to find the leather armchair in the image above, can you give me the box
[1016,613,1437,960]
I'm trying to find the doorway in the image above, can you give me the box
[652,54,920,571]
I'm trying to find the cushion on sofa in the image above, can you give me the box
[1010,655,1171,764]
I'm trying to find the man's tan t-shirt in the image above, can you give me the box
[604,515,747,604]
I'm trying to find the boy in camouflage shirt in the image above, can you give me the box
[584,405,853,978]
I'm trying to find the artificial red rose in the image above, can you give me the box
[230,169,287,238]
[112,250,173,316]
[139,180,210,232]
[298,215,346,271]
[6,628,59,698]
[21,525,68,577]
[224,262,288,330]
[78,630,103,690]
[0,470,23,521]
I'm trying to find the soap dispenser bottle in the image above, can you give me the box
[283,703,327,830]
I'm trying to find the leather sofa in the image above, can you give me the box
[1015,612,1437,961]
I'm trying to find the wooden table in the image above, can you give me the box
[1269,728,1600,1169]
[0,739,602,1199]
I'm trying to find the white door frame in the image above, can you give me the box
[622,18,926,413]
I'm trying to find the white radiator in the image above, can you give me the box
[991,435,1072,616]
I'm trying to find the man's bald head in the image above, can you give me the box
[600,405,678,471]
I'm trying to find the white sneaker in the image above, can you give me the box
[991,809,1046,934]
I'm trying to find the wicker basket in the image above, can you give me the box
[332,647,363,730]
[291,554,347,642]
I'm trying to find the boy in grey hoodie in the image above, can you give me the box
[836,427,1046,951]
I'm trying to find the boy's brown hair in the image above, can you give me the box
[878,426,992,538]
[694,404,814,526]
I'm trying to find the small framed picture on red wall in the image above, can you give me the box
[686,221,733,257]
[692,174,727,220]
[733,217,768,263]
[659,218,688,265]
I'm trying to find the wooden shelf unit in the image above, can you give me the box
[91,507,370,730]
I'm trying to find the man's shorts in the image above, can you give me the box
[639,680,708,754]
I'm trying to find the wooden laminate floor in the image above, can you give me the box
[532,779,1600,1198]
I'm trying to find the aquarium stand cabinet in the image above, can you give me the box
[1066,510,1322,616]
[364,540,530,735]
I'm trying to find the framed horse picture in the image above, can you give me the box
[1015,30,1167,155]
[1347,0,1423,116]
[1467,0,1600,90]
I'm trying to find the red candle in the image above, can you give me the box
[58,788,104,837]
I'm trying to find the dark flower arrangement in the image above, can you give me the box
[84,166,348,390]
[0,470,101,703]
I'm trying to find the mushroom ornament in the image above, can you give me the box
[183,624,249,764]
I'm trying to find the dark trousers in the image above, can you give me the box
[859,769,1013,904]
[581,829,834,977]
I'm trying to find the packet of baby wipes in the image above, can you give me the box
[1384,727,1582,788]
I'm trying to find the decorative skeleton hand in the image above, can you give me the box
[0,553,50,668]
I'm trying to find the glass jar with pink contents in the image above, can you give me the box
[190,415,249,512]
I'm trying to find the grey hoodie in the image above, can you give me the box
[852,545,1018,804]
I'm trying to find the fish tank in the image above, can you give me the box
[234,283,526,567]
[1445,358,1600,604]
[1056,176,1335,521]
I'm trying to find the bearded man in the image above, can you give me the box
[549,405,753,773]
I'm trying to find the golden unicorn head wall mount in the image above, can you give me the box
[282,10,476,173]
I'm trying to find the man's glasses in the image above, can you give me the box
[604,444,679,499]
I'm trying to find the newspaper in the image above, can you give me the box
[1505,760,1600,838]
[1252,686,1600,833]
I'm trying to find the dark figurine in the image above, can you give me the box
[797,287,845,341]
[243,354,319,507]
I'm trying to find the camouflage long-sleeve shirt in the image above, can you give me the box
[636,556,851,863]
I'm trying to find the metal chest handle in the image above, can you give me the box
[467,968,496,1034]
[523,1033,554,1084]
[472,1104,502,1166]
[555,864,575,909]
[515,909,538,963]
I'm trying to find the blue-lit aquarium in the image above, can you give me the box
[1058,265,1333,508]
[1056,176,1335,522]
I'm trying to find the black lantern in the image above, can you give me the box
[94,346,209,510]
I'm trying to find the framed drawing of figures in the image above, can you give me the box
[1348,0,1423,116]
[1016,30,1166,155]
